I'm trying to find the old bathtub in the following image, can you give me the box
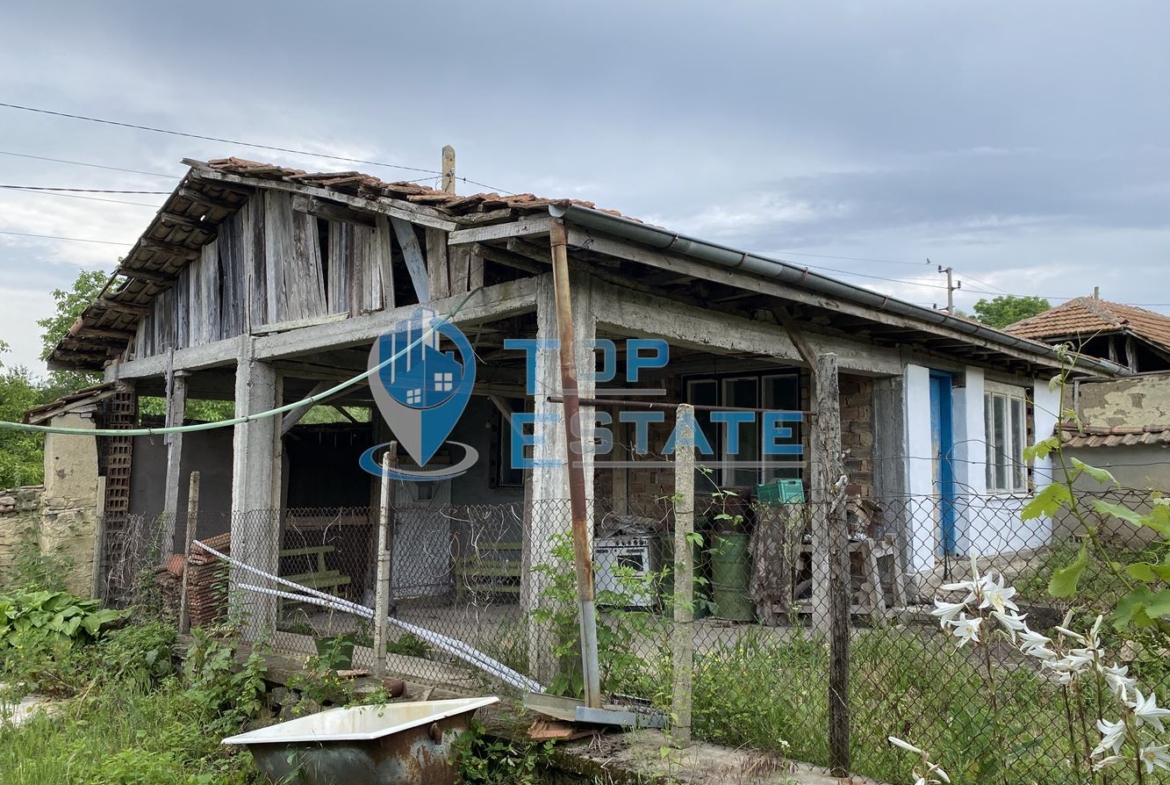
[222,697,499,785]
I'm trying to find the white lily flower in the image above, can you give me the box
[913,763,952,784]
[1139,744,1170,774]
[1093,755,1127,771]
[977,573,1019,614]
[1100,663,1137,703]
[1054,625,1088,644]
[1092,718,1127,758]
[992,610,1027,641]
[931,600,967,626]
[950,614,982,647]
[938,581,978,605]
[888,736,925,755]
[1130,690,1170,733]
[1017,627,1055,660]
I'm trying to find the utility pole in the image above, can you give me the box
[441,145,456,195]
[936,262,961,314]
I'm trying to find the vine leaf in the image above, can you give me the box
[1048,540,1089,598]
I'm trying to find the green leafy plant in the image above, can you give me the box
[454,720,554,785]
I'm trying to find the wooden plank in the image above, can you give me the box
[470,243,544,274]
[390,217,430,302]
[178,186,237,210]
[75,327,136,341]
[108,277,539,377]
[280,381,332,435]
[426,228,451,300]
[96,299,152,318]
[116,267,175,285]
[185,161,457,231]
[448,215,554,245]
[292,194,376,227]
[140,238,200,261]
[252,312,349,336]
[374,216,394,312]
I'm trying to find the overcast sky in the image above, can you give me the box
[2,1,1169,373]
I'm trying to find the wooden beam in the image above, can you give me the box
[425,228,450,300]
[454,208,515,226]
[280,380,332,435]
[291,194,376,228]
[471,243,544,274]
[177,187,238,211]
[116,267,175,285]
[448,216,554,245]
[95,299,152,318]
[331,405,360,424]
[75,327,137,341]
[185,160,457,231]
[773,306,819,372]
[157,212,206,229]
[139,238,200,261]
[390,217,431,302]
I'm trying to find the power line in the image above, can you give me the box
[0,187,160,208]
[0,149,176,179]
[0,229,130,246]
[0,185,171,194]
[772,249,932,267]
[0,101,514,194]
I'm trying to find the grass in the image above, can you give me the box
[0,680,261,785]
[0,618,266,785]
[619,625,1170,785]
[1015,537,1165,614]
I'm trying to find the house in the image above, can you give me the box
[41,156,1125,629]
[1001,297,1170,540]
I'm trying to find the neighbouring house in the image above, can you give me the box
[39,156,1125,627]
[1004,295,1170,544]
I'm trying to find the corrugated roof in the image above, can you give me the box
[1005,297,1170,352]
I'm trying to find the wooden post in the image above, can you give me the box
[671,404,696,747]
[441,145,456,195]
[374,445,397,679]
[178,471,201,635]
[160,367,189,562]
[814,353,850,777]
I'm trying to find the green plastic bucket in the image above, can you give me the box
[710,532,754,621]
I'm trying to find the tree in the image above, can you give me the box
[36,268,110,400]
[971,295,1050,329]
[0,344,45,488]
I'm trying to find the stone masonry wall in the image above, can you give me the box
[0,487,46,578]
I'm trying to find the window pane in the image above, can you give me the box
[686,380,719,490]
[993,394,1008,491]
[724,378,758,486]
[982,393,992,491]
[763,374,802,481]
[1011,397,1026,491]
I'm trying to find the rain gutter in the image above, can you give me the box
[548,203,1127,378]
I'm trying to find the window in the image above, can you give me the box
[984,389,1028,493]
[684,371,802,488]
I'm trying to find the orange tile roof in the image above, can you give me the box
[1004,297,1170,352]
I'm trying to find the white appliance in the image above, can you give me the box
[594,535,661,609]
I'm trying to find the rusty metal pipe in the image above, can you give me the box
[549,219,602,710]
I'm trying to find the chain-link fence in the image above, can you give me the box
[100,486,1170,784]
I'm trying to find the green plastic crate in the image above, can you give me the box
[755,479,805,504]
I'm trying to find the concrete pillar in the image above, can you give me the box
[230,337,280,639]
[41,409,102,597]
[522,272,596,686]
[903,364,935,574]
[161,370,189,558]
[953,367,986,555]
[1032,379,1061,491]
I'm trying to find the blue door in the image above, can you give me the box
[929,372,959,556]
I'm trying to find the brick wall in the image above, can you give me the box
[840,374,875,498]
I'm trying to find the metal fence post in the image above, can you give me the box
[671,404,696,746]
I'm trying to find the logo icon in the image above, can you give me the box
[360,307,479,481]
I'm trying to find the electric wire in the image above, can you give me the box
[0,149,176,179]
[0,188,161,208]
[0,229,131,246]
[0,185,171,194]
[0,102,514,194]
[0,288,481,437]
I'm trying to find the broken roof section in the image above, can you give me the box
[1005,297,1170,354]
[51,157,1127,378]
